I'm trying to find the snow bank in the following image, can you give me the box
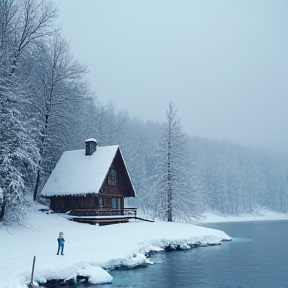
[0,203,231,287]
[200,209,288,223]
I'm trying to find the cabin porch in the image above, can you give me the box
[67,207,138,225]
[69,207,137,217]
[67,208,154,225]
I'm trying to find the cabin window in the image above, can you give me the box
[107,169,118,186]
[112,198,117,209]
[112,198,122,209]
[104,198,110,207]
[99,197,111,208]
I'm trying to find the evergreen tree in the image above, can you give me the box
[0,77,40,223]
[149,102,200,222]
[0,0,56,223]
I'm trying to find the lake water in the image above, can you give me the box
[60,220,288,288]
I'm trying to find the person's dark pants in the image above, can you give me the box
[57,244,64,255]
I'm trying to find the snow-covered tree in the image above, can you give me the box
[0,77,40,223]
[0,0,56,223]
[0,187,3,207]
[29,34,88,200]
[83,101,128,146]
[0,117,40,223]
[0,0,57,77]
[119,118,162,214]
[149,102,200,222]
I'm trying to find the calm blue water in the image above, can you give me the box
[57,220,288,288]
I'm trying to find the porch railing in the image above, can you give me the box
[69,207,137,217]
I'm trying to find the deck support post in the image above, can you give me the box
[28,256,36,287]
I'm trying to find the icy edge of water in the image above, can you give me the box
[36,236,231,287]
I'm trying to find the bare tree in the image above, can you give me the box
[0,0,57,76]
[30,34,88,200]
[94,102,127,145]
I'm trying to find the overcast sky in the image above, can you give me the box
[54,0,288,154]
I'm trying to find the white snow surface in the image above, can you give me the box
[40,146,119,197]
[199,210,288,223]
[0,203,231,288]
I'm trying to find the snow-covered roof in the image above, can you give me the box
[41,145,121,197]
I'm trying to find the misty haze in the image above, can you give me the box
[0,0,287,287]
[55,0,288,155]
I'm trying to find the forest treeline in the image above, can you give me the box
[1,0,288,224]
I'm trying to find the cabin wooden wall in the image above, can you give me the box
[50,195,97,212]
[50,194,124,213]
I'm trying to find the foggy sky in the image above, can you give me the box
[54,0,288,154]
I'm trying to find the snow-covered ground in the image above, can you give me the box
[199,209,288,223]
[1,203,287,288]
[0,203,231,288]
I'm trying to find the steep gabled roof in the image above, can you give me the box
[40,145,135,197]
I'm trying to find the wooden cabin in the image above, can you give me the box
[40,139,136,224]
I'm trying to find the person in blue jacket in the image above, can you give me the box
[57,232,65,255]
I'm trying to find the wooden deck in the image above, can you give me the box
[67,208,153,225]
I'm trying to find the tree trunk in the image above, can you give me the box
[0,201,6,222]
[33,169,41,201]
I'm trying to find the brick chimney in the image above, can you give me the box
[85,138,97,156]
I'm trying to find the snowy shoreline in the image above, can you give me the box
[0,203,231,288]
[1,203,287,288]
[40,237,231,287]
